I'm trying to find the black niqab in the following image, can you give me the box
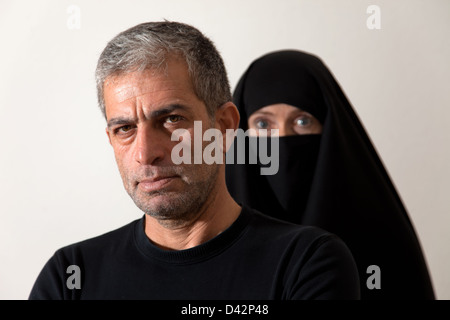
[225,50,435,299]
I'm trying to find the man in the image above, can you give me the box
[29,21,360,300]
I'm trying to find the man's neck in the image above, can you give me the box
[144,189,242,251]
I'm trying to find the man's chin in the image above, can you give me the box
[134,192,189,217]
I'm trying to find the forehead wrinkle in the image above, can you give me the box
[107,77,182,105]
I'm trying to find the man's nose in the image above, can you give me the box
[134,126,166,165]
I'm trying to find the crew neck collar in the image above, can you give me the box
[134,206,251,265]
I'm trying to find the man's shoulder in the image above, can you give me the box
[243,207,360,300]
[245,206,331,235]
[54,216,143,258]
[243,206,344,248]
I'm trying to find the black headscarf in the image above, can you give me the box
[225,50,435,299]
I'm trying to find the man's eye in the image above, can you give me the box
[166,115,183,123]
[113,125,134,135]
[119,125,133,132]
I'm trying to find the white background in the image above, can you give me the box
[0,0,449,300]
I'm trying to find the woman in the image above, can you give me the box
[225,50,435,299]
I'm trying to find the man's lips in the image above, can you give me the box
[137,176,178,193]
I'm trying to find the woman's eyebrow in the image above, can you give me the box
[250,111,274,116]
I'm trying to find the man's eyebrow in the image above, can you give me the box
[150,104,189,118]
[107,104,190,129]
[107,117,136,129]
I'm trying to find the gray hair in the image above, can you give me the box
[95,21,232,119]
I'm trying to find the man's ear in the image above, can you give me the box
[215,102,240,154]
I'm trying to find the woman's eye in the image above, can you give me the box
[256,119,269,129]
[295,116,311,127]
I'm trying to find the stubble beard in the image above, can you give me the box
[125,163,220,227]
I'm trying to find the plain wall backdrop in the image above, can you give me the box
[0,0,449,300]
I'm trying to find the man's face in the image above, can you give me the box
[104,57,219,224]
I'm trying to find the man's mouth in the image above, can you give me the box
[137,176,178,193]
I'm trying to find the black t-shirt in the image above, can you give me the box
[28,206,360,300]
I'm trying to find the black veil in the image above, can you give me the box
[225,50,435,299]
